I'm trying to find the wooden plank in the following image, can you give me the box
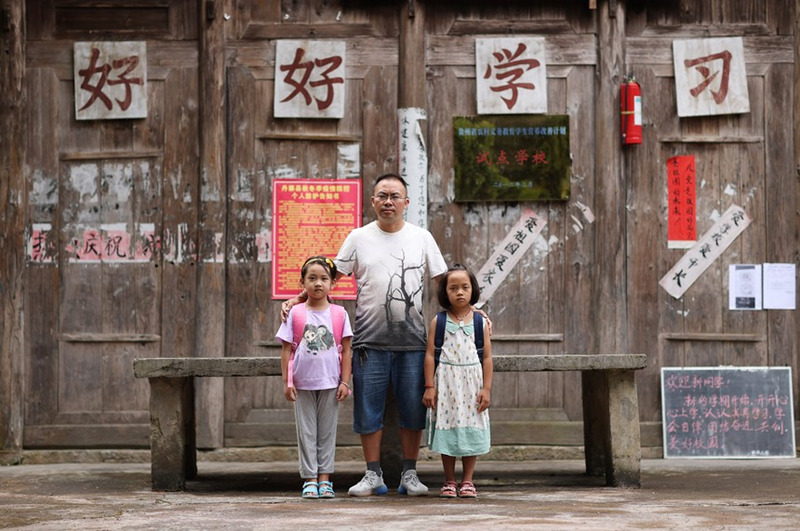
[59,151,162,161]
[427,34,597,66]
[243,23,381,39]
[561,65,596,421]
[51,411,149,424]
[592,0,626,354]
[22,425,150,448]
[26,41,199,75]
[133,354,646,378]
[540,76,568,410]
[765,63,796,370]
[59,343,104,415]
[160,66,198,361]
[25,0,54,40]
[252,76,285,411]
[661,333,765,342]
[24,67,60,429]
[491,334,564,342]
[54,6,170,37]
[682,146,724,368]
[768,0,794,35]
[256,132,362,142]
[61,334,160,342]
[196,0,227,450]
[169,0,198,40]
[225,67,260,434]
[626,35,794,65]
[627,64,670,422]
[134,357,283,378]
[0,0,26,453]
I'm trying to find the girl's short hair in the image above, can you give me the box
[437,263,481,308]
[300,255,337,281]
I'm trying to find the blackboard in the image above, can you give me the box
[661,367,796,458]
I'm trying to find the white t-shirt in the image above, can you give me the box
[275,305,353,390]
[335,221,447,350]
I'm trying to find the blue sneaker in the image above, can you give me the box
[348,470,388,497]
[397,469,428,496]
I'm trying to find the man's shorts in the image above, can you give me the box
[352,348,426,434]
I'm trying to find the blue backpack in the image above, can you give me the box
[433,310,484,368]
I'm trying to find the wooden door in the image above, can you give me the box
[220,2,398,446]
[625,2,797,445]
[24,0,199,448]
[425,3,599,444]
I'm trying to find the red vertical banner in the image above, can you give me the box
[272,179,361,299]
[667,155,697,248]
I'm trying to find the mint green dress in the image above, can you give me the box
[426,315,490,457]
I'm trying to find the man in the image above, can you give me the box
[283,173,446,496]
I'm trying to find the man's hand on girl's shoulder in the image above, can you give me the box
[473,307,492,335]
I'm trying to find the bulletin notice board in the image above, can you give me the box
[453,114,570,202]
[271,179,361,299]
[661,367,796,458]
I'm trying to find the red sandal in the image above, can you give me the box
[439,481,458,498]
[458,481,477,498]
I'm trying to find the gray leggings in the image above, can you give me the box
[294,388,339,479]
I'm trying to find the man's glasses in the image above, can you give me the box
[374,193,406,202]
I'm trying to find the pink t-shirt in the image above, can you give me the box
[275,304,353,390]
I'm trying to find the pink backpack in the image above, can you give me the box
[287,303,346,388]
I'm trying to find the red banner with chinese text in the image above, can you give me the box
[272,179,361,299]
[667,155,697,248]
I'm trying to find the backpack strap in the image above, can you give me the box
[433,311,447,368]
[473,312,484,363]
[287,303,308,388]
[329,304,346,360]
[434,310,484,369]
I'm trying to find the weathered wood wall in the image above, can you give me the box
[1,0,797,455]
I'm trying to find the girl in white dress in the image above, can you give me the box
[423,263,493,499]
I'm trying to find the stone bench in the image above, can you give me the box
[133,353,647,491]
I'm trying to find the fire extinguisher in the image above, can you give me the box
[620,76,642,145]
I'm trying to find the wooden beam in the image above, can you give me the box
[592,0,626,354]
[195,0,226,450]
[661,333,766,342]
[0,0,26,457]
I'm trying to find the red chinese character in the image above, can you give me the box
[684,50,732,104]
[531,150,548,165]
[78,47,143,112]
[483,43,540,110]
[279,47,343,111]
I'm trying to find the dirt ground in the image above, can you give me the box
[1,457,799,530]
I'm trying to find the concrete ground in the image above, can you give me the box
[1,457,799,530]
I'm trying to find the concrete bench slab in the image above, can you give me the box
[133,354,646,491]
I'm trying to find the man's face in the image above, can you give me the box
[371,178,409,225]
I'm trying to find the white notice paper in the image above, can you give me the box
[728,264,762,310]
[763,263,796,310]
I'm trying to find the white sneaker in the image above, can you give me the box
[348,470,388,497]
[397,469,428,496]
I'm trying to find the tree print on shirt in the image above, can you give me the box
[383,250,426,340]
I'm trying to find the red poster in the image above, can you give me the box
[272,179,361,299]
[667,155,697,248]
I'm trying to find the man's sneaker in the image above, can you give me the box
[348,470,388,497]
[397,469,429,496]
